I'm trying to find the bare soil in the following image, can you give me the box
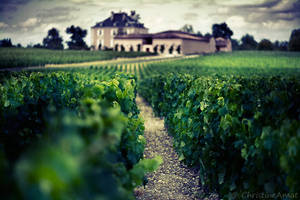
[134,95,202,200]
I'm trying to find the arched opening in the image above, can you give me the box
[160,45,165,54]
[137,44,141,52]
[146,48,150,52]
[120,45,125,52]
[169,45,174,54]
[115,44,119,51]
[98,43,102,51]
[130,45,134,52]
[153,45,158,54]
[176,45,181,54]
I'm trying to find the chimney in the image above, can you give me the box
[111,11,114,21]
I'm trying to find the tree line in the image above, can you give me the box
[180,23,300,52]
[1,22,300,51]
[231,35,290,51]
[0,25,89,50]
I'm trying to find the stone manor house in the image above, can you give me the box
[91,11,232,55]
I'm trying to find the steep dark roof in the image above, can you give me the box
[115,30,211,42]
[153,31,210,42]
[115,33,153,39]
[92,12,146,28]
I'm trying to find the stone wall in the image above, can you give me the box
[181,38,216,54]
[91,27,148,50]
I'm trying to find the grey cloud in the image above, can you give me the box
[0,0,34,22]
[0,0,31,12]
[37,6,80,23]
[215,0,300,24]
[0,0,31,6]
[194,0,216,6]
[237,0,282,9]
[184,12,198,20]
[271,0,300,19]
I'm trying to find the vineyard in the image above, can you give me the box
[0,69,162,199]
[0,48,155,69]
[0,50,299,199]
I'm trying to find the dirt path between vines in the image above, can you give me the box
[134,95,201,200]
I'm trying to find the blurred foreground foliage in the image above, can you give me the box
[0,70,162,199]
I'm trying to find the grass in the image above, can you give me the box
[0,47,155,69]
[146,51,300,77]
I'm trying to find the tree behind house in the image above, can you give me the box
[231,39,240,50]
[43,28,64,50]
[240,34,258,50]
[212,23,233,39]
[289,28,300,51]
[273,41,288,51]
[258,39,273,51]
[180,24,194,33]
[33,43,44,49]
[196,31,203,37]
[0,38,13,47]
[66,25,88,50]
[204,33,212,37]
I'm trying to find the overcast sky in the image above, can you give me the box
[0,0,299,47]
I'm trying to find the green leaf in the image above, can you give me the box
[218,171,225,184]
[4,100,10,107]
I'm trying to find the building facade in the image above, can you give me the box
[114,31,217,55]
[91,12,232,54]
[91,12,148,50]
[215,37,232,52]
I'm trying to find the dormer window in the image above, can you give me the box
[98,30,102,35]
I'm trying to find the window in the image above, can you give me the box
[111,29,117,36]
[98,30,102,36]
